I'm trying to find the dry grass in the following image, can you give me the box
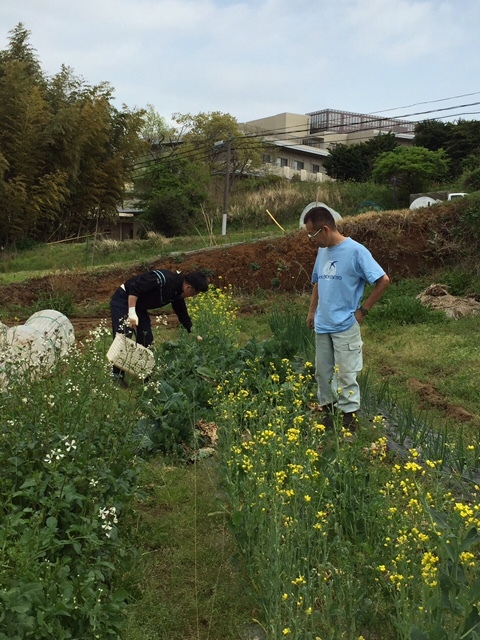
[417,284,480,319]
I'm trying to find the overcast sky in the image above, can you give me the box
[2,0,480,127]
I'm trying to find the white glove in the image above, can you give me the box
[128,306,139,327]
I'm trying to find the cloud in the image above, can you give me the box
[345,0,467,63]
[2,0,480,122]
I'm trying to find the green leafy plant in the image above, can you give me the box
[0,324,140,638]
[30,291,75,317]
[270,277,281,288]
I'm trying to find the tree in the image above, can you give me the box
[324,133,398,181]
[372,146,450,204]
[445,119,480,176]
[414,120,452,152]
[139,104,171,145]
[324,143,364,181]
[462,167,480,192]
[0,22,43,82]
[133,111,266,231]
[172,111,263,187]
[0,25,63,244]
[415,119,480,178]
[136,155,210,236]
[0,24,146,245]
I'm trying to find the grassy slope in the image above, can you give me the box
[0,226,289,285]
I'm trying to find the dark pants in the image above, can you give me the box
[110,287,154,377]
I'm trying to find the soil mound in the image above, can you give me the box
[2,203,468,309]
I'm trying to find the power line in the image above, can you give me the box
[132,99,480,169]
[240,101,480,142]
[370,91,480,114]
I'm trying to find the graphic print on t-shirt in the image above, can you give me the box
[320,260,342,280]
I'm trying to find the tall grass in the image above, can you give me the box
[228,179,397,227]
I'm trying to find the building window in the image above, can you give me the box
[311,164,320,173]
[262,154,272,163]
[294,160,304,170]
[278,157,289,167]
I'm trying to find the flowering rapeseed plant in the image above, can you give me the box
[215,338,480,640]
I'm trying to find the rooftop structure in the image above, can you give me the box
[307,108,416,136]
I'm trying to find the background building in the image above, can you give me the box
[242,109,416,182]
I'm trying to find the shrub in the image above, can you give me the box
[456,191,480,242]
[31,291,75,317]
[462,167,480,192]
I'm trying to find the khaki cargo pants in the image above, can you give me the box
[315,321,363,413]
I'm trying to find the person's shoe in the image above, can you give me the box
[112,375,128,388]
[342,411,359,432]
[318,403,336,430]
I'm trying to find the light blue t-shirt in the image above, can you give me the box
[311,237,385,333]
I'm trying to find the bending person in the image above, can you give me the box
[109,269,208,383]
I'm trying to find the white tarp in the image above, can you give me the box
[0,310,75,389]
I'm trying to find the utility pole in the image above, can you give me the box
[215,135,233,236]
[222,136,232,236]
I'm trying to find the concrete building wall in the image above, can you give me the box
[242,113,309,140]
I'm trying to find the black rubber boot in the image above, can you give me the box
[318,403,336,430]
[342,411,359,432]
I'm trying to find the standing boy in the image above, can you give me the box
[304,206,389,430]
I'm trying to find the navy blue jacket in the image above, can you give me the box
[123,269,192,332]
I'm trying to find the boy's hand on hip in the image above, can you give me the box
[354,309,365,324]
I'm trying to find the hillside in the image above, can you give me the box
[3,203,467,313]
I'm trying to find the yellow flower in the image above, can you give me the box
[288,463,304,474]
[286,428,301,443]
[305,445,319,459]
[421,551,439,587]
[404,461,424,474]
[283,628,291,635]
[454,502,474,518]
[459,551,475,567]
